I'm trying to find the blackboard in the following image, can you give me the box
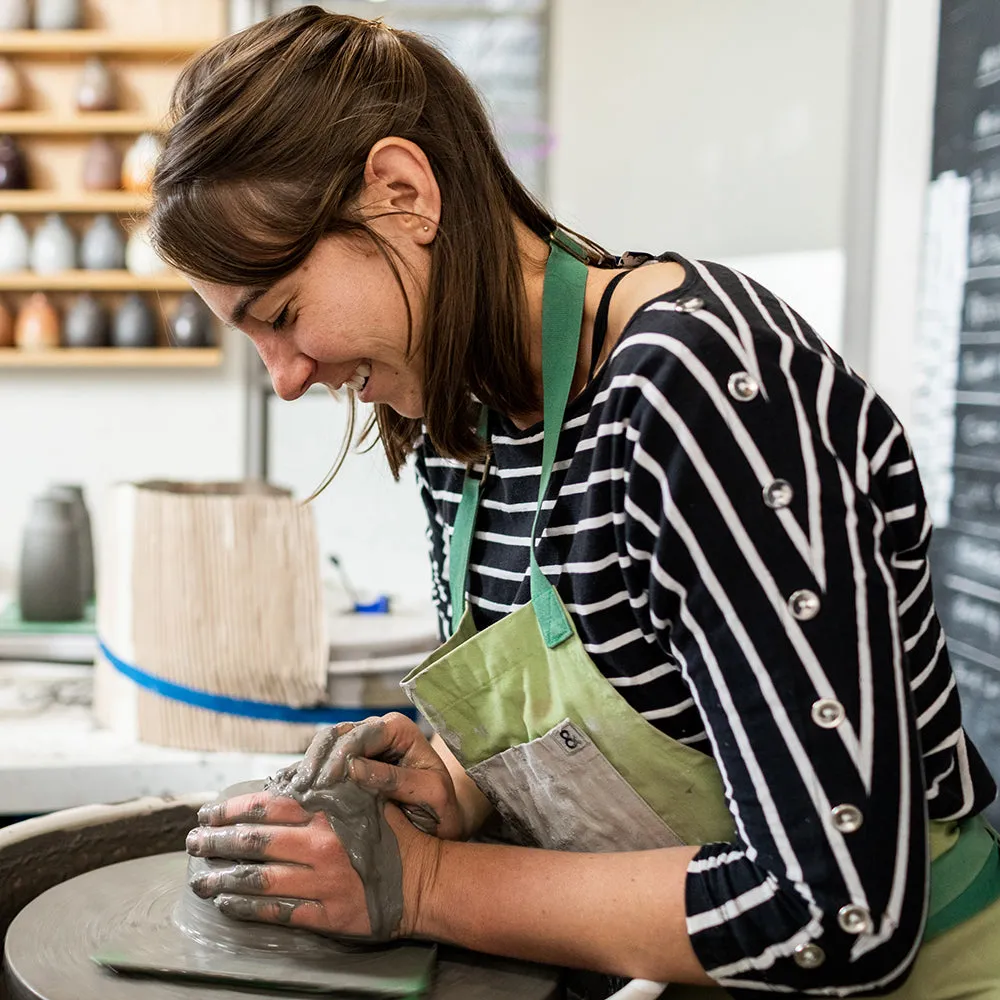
[926,0,1000,824]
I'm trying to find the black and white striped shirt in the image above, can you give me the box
[413,253,996,995]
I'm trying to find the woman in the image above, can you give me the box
[159,7,1000,998]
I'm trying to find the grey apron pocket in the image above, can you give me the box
[467,718,685,852]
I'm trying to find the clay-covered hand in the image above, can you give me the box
[186,787,439,941]
[288,713,470,840]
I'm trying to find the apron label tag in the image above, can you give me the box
[554,720,589,756]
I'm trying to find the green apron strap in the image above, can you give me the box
[447,236,589,646]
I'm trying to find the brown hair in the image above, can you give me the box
[151,6,609,479]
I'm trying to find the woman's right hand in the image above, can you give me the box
[282,713,488,840]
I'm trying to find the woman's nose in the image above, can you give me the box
[256,337,313,401]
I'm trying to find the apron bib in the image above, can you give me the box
[402,236,1000,999]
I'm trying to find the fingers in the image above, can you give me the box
[189,862,317,900]
[186,819,314,863]
[291,722,357,793]
[214,894,333,933]
[346,758,442,830]
[197,791,310,828]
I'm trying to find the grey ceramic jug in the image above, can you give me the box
[34,0,81,30]
[76,57,116,112]
[170,292,214,348]
[46,484,94,606]
[80,214,125,270]
[30,214,76,274]
[64,293,109,348]
[18,495,84,622]
[0,213,29,271]
[112,293,156,348]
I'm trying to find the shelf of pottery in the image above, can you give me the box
[0,0,225,368]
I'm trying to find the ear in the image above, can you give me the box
[363,138,440,245]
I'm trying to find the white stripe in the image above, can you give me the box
[892,557,924,571]
[903,604,936,653]
[481,496,556,513]
[491,458,573,479]
[467,592,518,614]
[432,488,464,505]
[608,660,676,687]
[855,387,874,494]
[583,628,646,655]
[643,300,751,377]
[566,590,645,616]
[887,459,915,477]
[688,849,746,873]
[490,412,588,446]
[641,698,695,721]
[688,878,779,934]
[469,562,526,583]
[473,530,530,547]
[898,563,931,616]
[911,631,948,691]
[926,758,956,800]
[916,673,957,729]
[870,424,903,476]
[423,456,464,469]
[885,504,918,524]
[576,420,631,453]
[544,511,624,536]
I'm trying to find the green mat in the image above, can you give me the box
[0,600,96,635]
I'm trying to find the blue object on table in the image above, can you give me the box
[354,595,391,614]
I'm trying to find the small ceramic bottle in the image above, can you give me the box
[0,135,28,190]
[122,133,163,194]
[113,293,156,348]
[0,58,24,112]
[125,221,166,276]
[14,293,60,350]
[46,484,94,606]
[0,297,13,347]
[170,292,214,348]
[75,57,117,112]
[30,213,76,273]
[34,0,82,30]
[0,0,29,30]
[0,213,29,271]
[18,495,84,623]
[63,293,109,348]
[81,214,125,270]
[82,137,122,192]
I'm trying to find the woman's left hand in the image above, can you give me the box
[185,787,439,940]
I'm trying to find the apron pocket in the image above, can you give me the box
[467,718,686,852]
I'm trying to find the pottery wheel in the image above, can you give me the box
[3,853,561,1000]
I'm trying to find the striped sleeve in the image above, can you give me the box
[610,298,928,992]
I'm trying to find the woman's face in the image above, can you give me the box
[190,230,429,418]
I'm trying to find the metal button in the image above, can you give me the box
[677,296,704,313]
[727,371,759,402]
[792,943,826,969]
[838,904,874,935]
[811,698,846,729]
[763,479,794,509]
[831,804,864,834]
[788,589,820,621]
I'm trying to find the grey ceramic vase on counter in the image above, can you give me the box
[170,293,214,348]
[30,214,76,274]
[75,57,116,112]
[64,293,109,348]
[18,495,84,622]
[81,214,125,270]
[112,293,156,348]
[34,0,81,30]
[46,484,94,606]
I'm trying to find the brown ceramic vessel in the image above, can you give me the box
[0,297,13,347]
[15,293,60,350]
[82,137,122,192]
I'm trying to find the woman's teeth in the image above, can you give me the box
[345,362,371,392]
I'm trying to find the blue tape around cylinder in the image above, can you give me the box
[98,640,416,725]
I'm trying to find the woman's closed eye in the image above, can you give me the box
[272,305,291,332]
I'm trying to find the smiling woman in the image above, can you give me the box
[149,6,608,478]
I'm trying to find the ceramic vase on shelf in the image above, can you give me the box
[125,221,166,276]
[14,293,60,350]
[34,0,81,30]
[0,213,29,272]
[75,57,116,112]
[18,495,84,623]
[0,0,29,30]
[0,58,24,112]
[81,214,125,270]
[30,213,76,274]
[0,135,28,190]
[122,133,163,194]
[46,484,94,607]
[170,292,214,348]
[113,293,156,348]
[82,137,122,192]
[0,297,13,348]
[64,293,109,348]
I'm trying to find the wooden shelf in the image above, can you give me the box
[0,112,162,134]
[0,32,214,57]
[0,270,189,291]
[0,191,150,213]
[0,347,222,368]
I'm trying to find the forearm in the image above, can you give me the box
[414,838,715,985]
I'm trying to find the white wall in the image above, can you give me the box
[0,330,246,592]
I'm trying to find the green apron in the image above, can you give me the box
[402,237,1000,998]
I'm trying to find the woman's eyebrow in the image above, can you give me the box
[230,286,271,326]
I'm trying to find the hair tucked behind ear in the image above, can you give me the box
[151,6,609,480]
